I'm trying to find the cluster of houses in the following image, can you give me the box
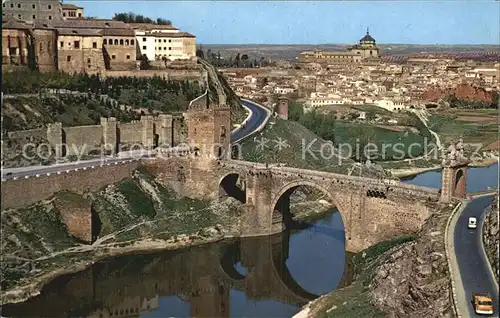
[222,56,499,113]
[2,0,197,74]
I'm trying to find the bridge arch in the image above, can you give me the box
[218,171,246,203]
[270,180,347,241]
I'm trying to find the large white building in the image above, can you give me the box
[306,93,345,109]
[373,99,408,112]
[129,23,196,61]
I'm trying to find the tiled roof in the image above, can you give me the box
[58,28,102,36]
[62,3,83,9]
[127,23,178,31]
[2,18,32,30]
[36,18,128,29]
[100,28,135,36]
[145,31,195,38]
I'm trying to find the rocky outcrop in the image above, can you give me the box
[421,83,497,104]
[54,191,93,244]
[370,204,453,317]
[483,196,499,283]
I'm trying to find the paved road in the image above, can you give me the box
[454,195,499,317]
[231,99,270,143]
[2,99,269,181]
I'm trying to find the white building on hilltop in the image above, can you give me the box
[129,23,196,61]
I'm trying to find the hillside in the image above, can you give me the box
[240,117,389,178]
[1,60,247,132]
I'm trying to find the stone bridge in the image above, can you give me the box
[218,160,441,252]
[144,156,441,253]
[2,231,352,318]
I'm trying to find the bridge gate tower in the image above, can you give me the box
[440,139,469,203]
[186,91,231,162]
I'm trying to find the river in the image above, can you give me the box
[2,163,498,317]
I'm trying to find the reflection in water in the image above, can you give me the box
[2,211,352,318]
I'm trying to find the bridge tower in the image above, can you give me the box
[186,91,231,161]
[440,139,469,203]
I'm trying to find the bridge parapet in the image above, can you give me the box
[220,160,440,199]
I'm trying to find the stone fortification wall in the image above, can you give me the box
[153,114,173,147]
[1,160,139,209]
[63,125,103,155]
[7,114,188,158]
[118,122,143,145]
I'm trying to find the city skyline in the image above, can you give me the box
[69,0,500,45]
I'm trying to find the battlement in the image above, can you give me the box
[100,117,117,123]
[156,114,173,120]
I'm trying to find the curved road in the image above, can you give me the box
[454,194,499,317]
[231,99,270,143]
[2,99,269,181]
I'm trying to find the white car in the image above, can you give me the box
[468,217,477,229]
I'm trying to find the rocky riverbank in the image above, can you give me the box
[483,196,499,283]
[1,168,335,306]
[295,203,457,318]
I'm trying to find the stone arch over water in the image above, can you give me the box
[270,180,346,242]
[218,172,246,203]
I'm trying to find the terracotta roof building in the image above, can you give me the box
[61,3,84,19]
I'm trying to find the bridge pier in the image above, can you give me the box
[240,168,276,237]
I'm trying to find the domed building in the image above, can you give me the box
[298,28,381,66]
[346,28,380,59]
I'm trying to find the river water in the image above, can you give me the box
[3,163,498,318]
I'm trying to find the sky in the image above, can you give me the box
[69,1,500,45]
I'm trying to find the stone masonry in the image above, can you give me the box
[144,157,441,253]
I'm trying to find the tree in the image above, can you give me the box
[235,53,240,67]
[139,54,151,70]
[113,12,172,25]
[196,47,205,59]
[241,54,249,67]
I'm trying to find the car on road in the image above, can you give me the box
[472,293,494,315]
[468,217,477,229]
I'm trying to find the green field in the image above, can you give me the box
[428,109,498,150]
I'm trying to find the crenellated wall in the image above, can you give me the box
[63,125,102,155]
[7,114,186,158]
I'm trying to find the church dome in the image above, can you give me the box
[360,28,376,43]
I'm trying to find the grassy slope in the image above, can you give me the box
[241,117,354,174]
[428,109,499,150]
[240,117,390,178]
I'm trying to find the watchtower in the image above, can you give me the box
[276,96,289,120]
[440,139,469,203]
